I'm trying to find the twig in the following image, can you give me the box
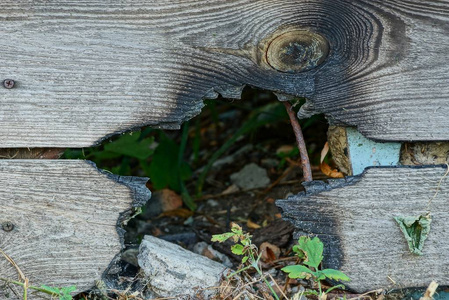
[267,273,289,300]
[283,102,313,182]
[346,289,385,300]
[420,281,438,300]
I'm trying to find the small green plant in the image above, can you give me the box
[282,236,350,299]
[0,277,76,300]
[211,223,281,300]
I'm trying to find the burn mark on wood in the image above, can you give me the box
[277,166,449,292]
[1,1,449,147]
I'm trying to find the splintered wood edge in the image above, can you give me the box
[0,160,150,298]
[276,165,449,293]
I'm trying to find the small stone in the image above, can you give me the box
[193,242,233,268]
[206,199,219,207]
[230,163,270,190]
[121,248,139,266]
[138,236,229,298]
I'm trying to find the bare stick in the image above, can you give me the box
[283,101,313,182]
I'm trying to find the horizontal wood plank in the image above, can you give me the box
[0,160,150,298]
[277,166,449,292]
[1,1,449,146]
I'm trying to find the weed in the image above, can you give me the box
[211,223,282,300]
[0,277,76,300]
[282,236,350,299]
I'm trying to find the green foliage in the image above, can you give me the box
[40,285,77,300]
[282,236,350,297]
[103,133,155,160]
[211,223,280,300]
[0,277,76,300]
[149,134,191,192]
[394,214,431,256]
[277,148,299,169]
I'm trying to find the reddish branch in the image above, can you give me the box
[283,101,313,182]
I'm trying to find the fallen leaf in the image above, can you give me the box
[320,142,344,178]
[260,242,280,262]
[221,184,240,195]
[276,145,294,155]
[159,208,194,218]
[156,189,182,212]
[247,219,261,229]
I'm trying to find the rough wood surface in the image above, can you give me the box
[2,1,449,147]
[0,160,150,299]
[277,166,449,292]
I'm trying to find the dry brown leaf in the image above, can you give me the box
[260,242,281,263]
[159,208,194,218]
[247,219,261,229]
[320,142,344,178]
[276,145,294,155]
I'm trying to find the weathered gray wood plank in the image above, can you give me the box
[2,1,449,147]
[277,166,449,293]
[0,160,150,298]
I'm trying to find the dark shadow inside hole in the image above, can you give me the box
[65,86,338,298]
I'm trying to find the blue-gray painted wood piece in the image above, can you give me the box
[347,127,402,175]
[407,289,449,300]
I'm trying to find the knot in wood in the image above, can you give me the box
[266,30,329,73]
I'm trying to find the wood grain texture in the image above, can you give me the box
[0,160,150,298]
[1,1,449,147]
[277,166,449,292]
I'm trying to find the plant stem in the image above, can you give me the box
[253,264,280,300]
[283,101,313,182]
[0,278,56,297]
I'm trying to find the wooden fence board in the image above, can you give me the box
[277,166,449,293]
[1,1,449,147]
[0,160,150,298]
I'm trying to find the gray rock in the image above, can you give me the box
[230,163,270,190]
[138,235,229,298]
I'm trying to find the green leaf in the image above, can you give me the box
[325,284,346,294]
[281,265,314,279]
[211,232,234,243]
[297,236,324,269]
[241,256,249,264]
[394,214,431,256]
[104,132,155,160]
[60,286,76,300]
[40,285,60,294]
[292,245,305,259]
[231,244,245,255]
[314,271,326,280]
[231,223,243,235]
[304,290,319,296]
[149,135,190,192]
[321,269,351,282]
